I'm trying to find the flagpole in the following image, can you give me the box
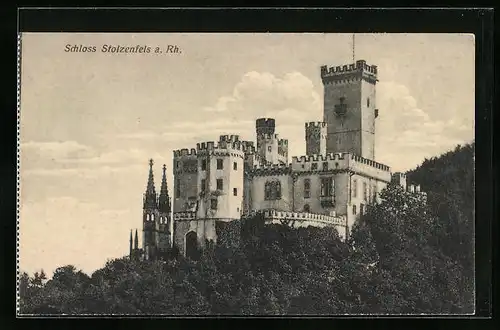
[352,33,355,62]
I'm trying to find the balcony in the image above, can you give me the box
[320,195,335,208]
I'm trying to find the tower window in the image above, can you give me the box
[216,179,223,191]
[353,204,357,215]
[268,146,272,152]
[303,204,310,212]
[146,214,150,221]
[233,162,237,170]
[201,179,206,192]
[233,188,238,196]
[322,162,329,171]
[217,159,223,170]
[320,177,335,197]
[304,178,311,198]
[265,180,282,200]
[352,179,358,198]
[175,178,181,197]
[211,199,218,210]
[201,159,207,171]
[311,163,318,171]
[360,203,365,215]
[367,97,370,107]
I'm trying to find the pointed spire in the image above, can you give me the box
[129,230,133,257]
[144,159,157,209]
[134,229,139,250]
[158,164,171,213]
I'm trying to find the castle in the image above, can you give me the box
[129,59,424,261]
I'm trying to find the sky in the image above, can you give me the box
[18,33,475,277]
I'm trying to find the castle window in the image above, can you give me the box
[363,182,368,201]
[311,163,318,171]
[367,97,370,107]
[211,198,218,210]
[233,162,237,170]
[303,204,310,212]
[175,178,181,197]
[360,203,365,215]
[304,179,311,198]
[201,159,207,171]
[217,159,223,170]
[320,177,335,197]
[233,188,238,196]
[352,179,358,198]
[176,161,180,169]
[146,214,150,221]
[201,179,206,193]
[264,180,282,200]
[322,162,329,171]
[216,179,223,191]
[268,146,272,152]
[353,204,357,215]
[373,185,378,202]
[151,214,155,221]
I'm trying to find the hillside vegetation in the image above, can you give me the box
[19,143,475,315]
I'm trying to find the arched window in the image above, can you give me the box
[185,231,198,260]
[146,214,150,221]
[151,214,155,221]
[303,204,310,212]
[264,180,282,200]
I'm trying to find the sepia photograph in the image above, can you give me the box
[18,32,475,315]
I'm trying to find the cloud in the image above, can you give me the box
[19,196,139,276]
[203,71,322,124]
[375,81,474,171]
[20,140,96,160]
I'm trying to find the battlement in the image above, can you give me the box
[249,162,292,176]
[256,118,276,135]
[321,60,378,84]
[291,152,391,181]
[173,211,196,221]
[196,141,245,154]
[219,134,241,143]
[392,172,407,180]
[256,118,276,127]
[278,139,288,146]
[173,148,197,157]
[292,152,349,163]
[321,60,378,76]
[351,154,391,172]
[305,121,327,129]
[241,140,256,153]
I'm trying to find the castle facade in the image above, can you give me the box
[130,59,424,260]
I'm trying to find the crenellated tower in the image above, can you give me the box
[321,59,379,160]
[305,121,327,156]
[255,118,288,164]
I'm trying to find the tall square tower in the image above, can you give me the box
[321,60,379,160]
